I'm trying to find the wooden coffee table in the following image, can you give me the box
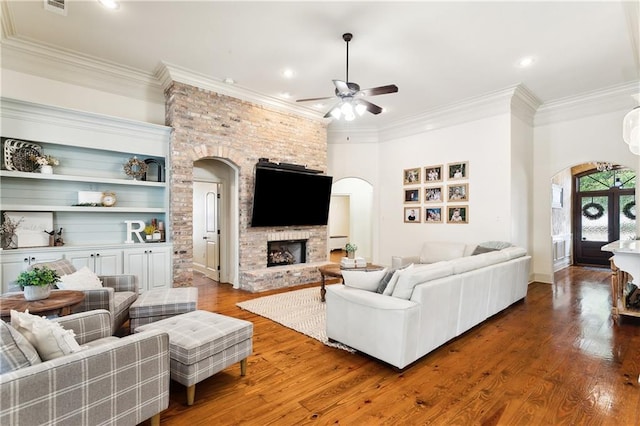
[0,290,85,321]
[317,263,384,302]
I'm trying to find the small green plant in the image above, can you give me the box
[345,243,358,253]
[16,266,60,287]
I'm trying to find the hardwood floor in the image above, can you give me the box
[151,265,640,425]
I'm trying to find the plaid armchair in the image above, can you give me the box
[0,310,170,426]
[30,259,138,335]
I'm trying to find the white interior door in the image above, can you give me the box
[193,181,220,280]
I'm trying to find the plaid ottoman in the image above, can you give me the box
[129,287,198,331]
[135,310,253,405]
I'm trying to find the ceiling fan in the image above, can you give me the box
[296,33,398,120]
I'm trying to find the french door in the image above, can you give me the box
[573,169,635,266]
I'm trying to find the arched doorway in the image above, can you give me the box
[573,166,636,266]
[329,178,373,260]
[193,158,239,286]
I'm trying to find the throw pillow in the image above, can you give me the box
[478,241,512,250]
[376,269,396,294]
[471,245,498,255]
[342,268,388,292]
[10,310,84,361]
[57,266,103,290]
[383,264,414,296]
[0,321,42,374]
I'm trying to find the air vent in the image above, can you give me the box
[44,0,67,16]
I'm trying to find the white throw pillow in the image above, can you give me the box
[342,268,388,292]
[10,310,84,361]
[57,266,103,290]
[383,264,414,296]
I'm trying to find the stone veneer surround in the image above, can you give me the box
[165,82,328,291]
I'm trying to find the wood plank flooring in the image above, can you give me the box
[148,264,640,425]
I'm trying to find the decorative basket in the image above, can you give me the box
[3,139,42,171]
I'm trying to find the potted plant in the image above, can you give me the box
[345,242,358,259]
[30,153,59,174]
[16,266,60,301]
[144,224,157,241]
[0,212,23,249]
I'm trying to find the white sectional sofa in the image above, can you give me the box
[326,242,531,369]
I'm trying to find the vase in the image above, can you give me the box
[1,233,18,249]
[348,251,355,259]
[23,285,51,301]
[40,165,53,174]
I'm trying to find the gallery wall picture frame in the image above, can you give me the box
[425,207,443,223]
[424,186,443,203]
[404,188,420,204]
[447,205,469,224]
[447,183,469,202]
[447,161,468,180]
[404,207,421,223]
[424,164,443,183]
[403,167,421,185]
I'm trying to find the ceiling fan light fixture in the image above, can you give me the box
[340,102,354,116]
[355,102,367,116]
[330,107,342,119]
[623,105,640,146]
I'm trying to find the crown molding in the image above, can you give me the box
[1,35,165,104]
[534,81,640,126]
[157,62,327,123]
[1,1,16,39]
[326,126,380,144]
[511,84,541,126]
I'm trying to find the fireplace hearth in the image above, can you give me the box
[268,240,307,267]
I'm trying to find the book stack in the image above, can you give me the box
[340,257,367,269]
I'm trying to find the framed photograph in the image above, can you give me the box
[447,205,468,224]
[404,188,420,203]
[447,161,468,180]
[425,207,443,223]
[447,183,469,202]
[424,165,443,183]
[424,186,443,203]
[403,168,421,185]
[404,207,420,223]
[5,211,53,248]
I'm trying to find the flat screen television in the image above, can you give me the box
[251,166,333,227]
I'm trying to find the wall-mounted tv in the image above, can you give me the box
[251,165,333,227]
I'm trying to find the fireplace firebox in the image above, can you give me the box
[267,239,307,267]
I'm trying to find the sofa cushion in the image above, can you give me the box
[391,262,454,300]
[57,266,103,290]
[343,268,388,292]
[501,246,527,259]
[419,242,468,264]
[0,321,42,373]
[11,310,84,361]
[383,264,414,296]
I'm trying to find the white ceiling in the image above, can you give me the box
[2,1,639,129]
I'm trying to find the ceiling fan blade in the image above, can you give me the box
[359,99,383,115]
[358,84,399,97]
[333,80,352,96]
[296,96,334,102]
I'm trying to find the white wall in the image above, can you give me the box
[532,108,639,282]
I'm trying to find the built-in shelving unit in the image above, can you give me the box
[0,98,173,292]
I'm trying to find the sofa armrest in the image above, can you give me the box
[52,309,112,345]
[0,329,170,425]
[99,274,138,293]
[391,255,420,269]
[72,287,116,315]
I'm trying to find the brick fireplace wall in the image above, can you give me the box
[165,82,328,290]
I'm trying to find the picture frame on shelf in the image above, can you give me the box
[404,188,420,203]
[143,158,165,183]
[424,164,443,183]
[447,183,469,202]
[425,186,443,203]
[447,161,468,180]
[425,207,443,223]
[404,207,420,223]
[403,167,421,185]
[447,205,468,224]
[5,211,53,247]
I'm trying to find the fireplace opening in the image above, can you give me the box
[267,239,307,267]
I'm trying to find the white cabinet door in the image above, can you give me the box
[0,250,62,293]
[123,246,170,292]
[65,249,123,275]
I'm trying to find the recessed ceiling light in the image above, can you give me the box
[313,103,324,109]
[517,56,536,68]
[280,92,291,99]
[282,69,295,79]
[223,77,235,84]
[97,0,119,10]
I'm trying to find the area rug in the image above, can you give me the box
[236,287,355,352]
